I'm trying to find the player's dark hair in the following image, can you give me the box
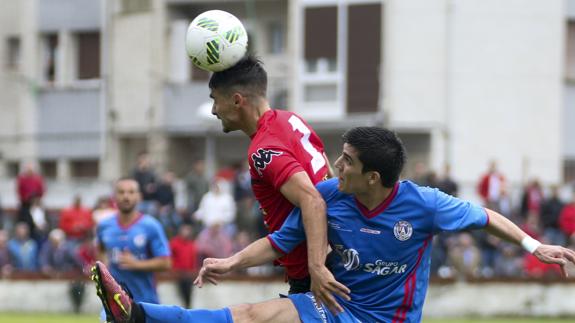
[209,55,267,97]
[342,127,406,188]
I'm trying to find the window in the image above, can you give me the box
[346,3,382,113]
[121,0,151,14]
[40,160,57,179]
[6,161,19,178]
[567,21,575,80]
[77,32,100,80]
[565,159,575,183]
[304,6,338,72]
[43,34,58,82]
[71,160,99,178]
[267,22,285,55]
[5,36,20,70]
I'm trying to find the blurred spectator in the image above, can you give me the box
[558,192,575,238]
[520,214,542,241]
[540,185,566,245]
[0,230,13,277]
[59,195,94,242]
[132,152,157,216]
[233,162,255,232]
[185,160,209,214]
[39,229,82,276]
[477,160,506,210]
[17,195,48,242]
[170,224,198,308]
[496,184,513,219]
[76,234,97,272]
[92,196,116,224]
[411,161,429,186]
[474,230,500,275]
[155,171,180,237]
[196,224,233,261]
[16,162,45,213]
[523,238,562,278]
[520,179,543,220]
[448,233,482,279]
[7,222,38,271]
[493,244,523,278]
[437,164,458,196]
[195,179,236,229]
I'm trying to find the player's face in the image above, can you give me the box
[114,179,141,214]
[334,143,371,194]
[210,89,240,133]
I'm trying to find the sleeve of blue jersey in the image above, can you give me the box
[432,189,488,233]
[315,178,339,202]
[267,208,306,255]
[149,218,171,257]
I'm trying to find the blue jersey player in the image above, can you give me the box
[92,128,575,323]
[96,178,171,307]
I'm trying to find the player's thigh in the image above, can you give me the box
[229,298,300,323]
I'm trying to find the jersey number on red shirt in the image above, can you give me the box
[288,115,325,174]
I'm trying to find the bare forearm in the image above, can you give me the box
[301,195,328,270]
[484,208,528,244]
[230,237,281,271]
[131,257,171,272]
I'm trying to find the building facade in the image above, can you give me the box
[0,0,573,207]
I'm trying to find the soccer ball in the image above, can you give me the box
[186,10,248,72]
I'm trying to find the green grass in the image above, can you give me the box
[0,313,572,323]
[0,313,97,323]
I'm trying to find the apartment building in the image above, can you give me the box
[0,0,573,207]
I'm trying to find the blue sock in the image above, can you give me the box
[140,302,232,323]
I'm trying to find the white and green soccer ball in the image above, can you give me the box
[186,10,248,72]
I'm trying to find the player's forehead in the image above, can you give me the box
[342,143,360,160]
[115,179,139,192]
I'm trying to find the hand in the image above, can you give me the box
[194,257,234,288]
[117,250,140,270]
[533,244,575,277]
[309,265,351,315]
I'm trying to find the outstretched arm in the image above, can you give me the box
[484,208,575,277]
[280,171,350,314]
[194,237,281,287]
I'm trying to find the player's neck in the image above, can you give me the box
[355,185,393,211]
[242,101,271,136]
[118,211,140,226]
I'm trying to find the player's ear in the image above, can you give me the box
[368,171,380,185]
[232,92,244,107]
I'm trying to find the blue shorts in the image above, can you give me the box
[288,292,361,323]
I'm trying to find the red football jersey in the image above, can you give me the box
[248,109,328,279]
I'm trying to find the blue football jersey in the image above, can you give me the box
[97,214,170,304]
[269,178,488,323]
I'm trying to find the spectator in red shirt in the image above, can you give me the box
[59,195,94,242]
[559,192,575,238]
[477,160,506,210]
[17,163,45,207]
[170,224,198,308]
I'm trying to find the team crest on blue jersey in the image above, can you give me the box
[251,148,282,176]
[393,220,413,241]
[134,234,147,247]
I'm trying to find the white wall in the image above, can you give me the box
[448,0,564,186]
[385,0,564,187]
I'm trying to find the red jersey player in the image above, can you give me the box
[208,56,349,312]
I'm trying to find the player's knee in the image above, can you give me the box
[230,303,258,322]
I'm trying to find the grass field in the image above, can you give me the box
[0,313,573,323]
